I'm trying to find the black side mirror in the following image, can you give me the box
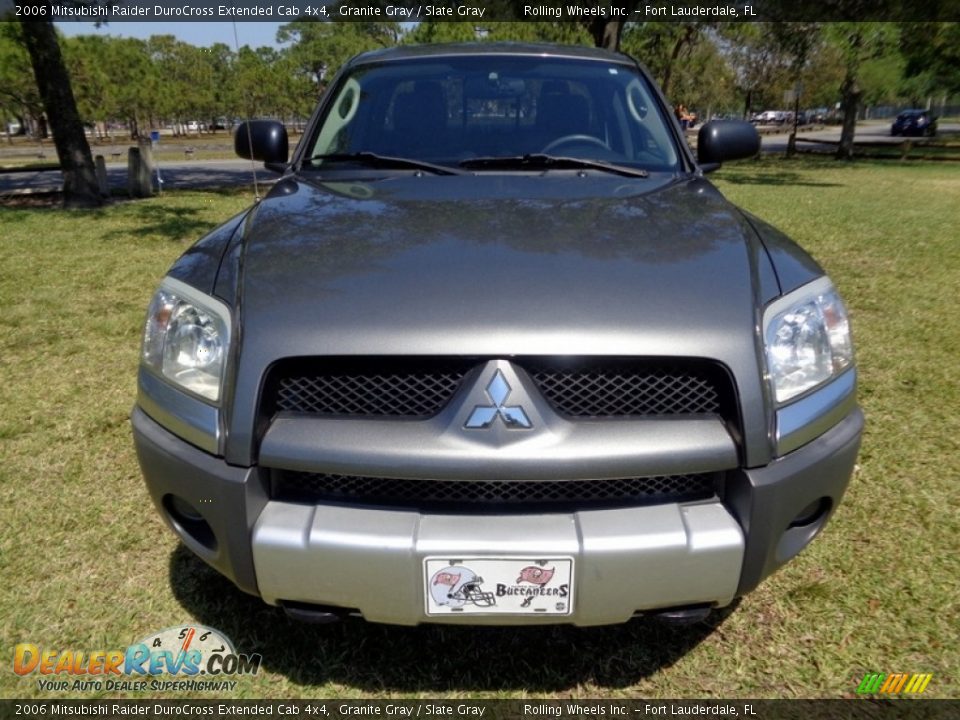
[234,121,289,166]
[697,121,760,172]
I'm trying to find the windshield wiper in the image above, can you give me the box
[307,152,462,176]
[459,154,649,178]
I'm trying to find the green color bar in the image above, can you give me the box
[856,673,885,694]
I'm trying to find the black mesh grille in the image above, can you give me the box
[527,363,721,417]
[266,358,734,422]
[276,368,466,417]
[271,471,719,510]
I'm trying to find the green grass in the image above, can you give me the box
[1,158,958,699]
[794,134,960,162]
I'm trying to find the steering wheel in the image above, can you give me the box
[541,134,611,154]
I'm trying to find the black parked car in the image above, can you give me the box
[891,109,937,137]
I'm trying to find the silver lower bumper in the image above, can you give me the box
[251,500,744,626]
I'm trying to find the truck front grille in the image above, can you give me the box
[527,361,723,416]
[275,361,467,417]
[270,471,720,511]
[267,357,735,422]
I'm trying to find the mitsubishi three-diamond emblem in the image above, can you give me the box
[465,370,532,429]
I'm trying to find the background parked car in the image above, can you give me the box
[755,110,790,125]
[891,110,937,137]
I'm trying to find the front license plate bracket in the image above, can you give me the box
[424,557,574,616]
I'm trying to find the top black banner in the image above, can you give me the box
[3,701,960,720]
[2,0,959,22]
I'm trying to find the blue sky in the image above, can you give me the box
[57,21,288,49]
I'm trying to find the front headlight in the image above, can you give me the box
[141,277,231,403]
[763,276,854,404]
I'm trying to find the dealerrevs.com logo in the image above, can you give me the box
[14,625,261,693]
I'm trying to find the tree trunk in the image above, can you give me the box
[586,3,636,51]
[836,69,861,161]
[589,20,624,51]
[787,92,801,157]
[661,25,698,98]
[19,18,103,208]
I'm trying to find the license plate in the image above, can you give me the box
[424,557,574,616]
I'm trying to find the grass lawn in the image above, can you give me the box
[1,158,958,699]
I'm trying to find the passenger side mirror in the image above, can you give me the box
[697,121,760,172]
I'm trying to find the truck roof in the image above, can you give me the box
[346,42,637,68]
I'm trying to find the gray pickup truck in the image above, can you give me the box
[132,43,862,626]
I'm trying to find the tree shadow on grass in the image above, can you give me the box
[169,545,739,693]
[101,191,249,242]
[103,203,212,242]
[714,169,843,188]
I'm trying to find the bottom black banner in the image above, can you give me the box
[2,700,959,720]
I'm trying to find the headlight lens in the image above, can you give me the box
[141,278,231,402]
[764,277,853,404]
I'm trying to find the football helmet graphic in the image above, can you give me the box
[430,566,497,608]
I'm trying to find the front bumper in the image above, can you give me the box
[133,405,863,625]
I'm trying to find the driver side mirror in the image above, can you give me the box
[234,120,289,171]
[697,121,760,172]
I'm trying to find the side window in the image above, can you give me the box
[610,92,634,157]
[313,77,362,156]
[623,78,676,167]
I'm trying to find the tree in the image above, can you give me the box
[204,43,236,131]
[110,37,160,137]
[63,34,114,140]
[662,32,736,119]
[404,21,477,44]
[232,45,296,118]
[0,24,44,142]
[768,23,823,155]
[826,22,896,160]
[478,3,639,50]
[19,17,103,207]
[623,23,711,98]
[898,22,960,105]
[582,2,639,50]
[716,24,793,119]
[149,35,211,137]
[900,22,960,93]
[482,22,593,45]
[278,20,402,90]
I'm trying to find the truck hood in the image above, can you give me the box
[235,173,769,361]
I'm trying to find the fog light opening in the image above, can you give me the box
[163,494,217,552]
[776,496,834,564]
[281,601,359,624]
[645,604,714,625]
[789,497,831,528]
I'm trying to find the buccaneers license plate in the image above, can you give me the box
[424,557,574,616]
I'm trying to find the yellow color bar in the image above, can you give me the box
[908,674,933,694]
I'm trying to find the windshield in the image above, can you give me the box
[306,54,681,173]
